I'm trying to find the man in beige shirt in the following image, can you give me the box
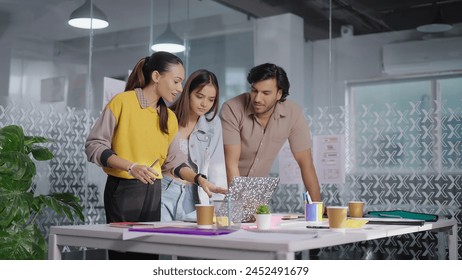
[220,63,321,202]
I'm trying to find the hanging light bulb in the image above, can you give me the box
[68,0,109,30]
[151,24,185,53]
[151,1,185,53]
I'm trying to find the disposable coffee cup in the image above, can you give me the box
[195,204,214,229]
[348,201,365,218]
[327,206,348,231]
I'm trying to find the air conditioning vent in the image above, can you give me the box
[382,37,462,75]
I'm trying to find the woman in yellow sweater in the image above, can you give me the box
[85,51,185,259]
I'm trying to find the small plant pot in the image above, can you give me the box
[255,213,272,230]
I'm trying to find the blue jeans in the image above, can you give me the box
[161,175,197,221]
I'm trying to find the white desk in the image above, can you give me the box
[48,219,457,260]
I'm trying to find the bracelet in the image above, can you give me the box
[194,173,207,185]
[127,163,137,176]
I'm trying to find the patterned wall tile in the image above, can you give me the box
[1,97,460,259]
[272,101,461,259]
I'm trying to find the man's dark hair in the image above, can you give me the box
[247,63,290,102]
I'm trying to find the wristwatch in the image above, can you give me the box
[194,173,207,185]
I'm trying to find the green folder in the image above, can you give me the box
[366,210,439,222]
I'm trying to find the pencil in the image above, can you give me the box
[149,158,160,168]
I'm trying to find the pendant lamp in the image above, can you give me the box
[151,1,185,53]
[416,6,452,33]
[68,0,109,29]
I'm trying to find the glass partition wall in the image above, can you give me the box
[0,0,253,259]
[1,1,461,260]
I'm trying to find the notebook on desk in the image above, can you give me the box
[223,176,280,223]
[366,210,438,222]
[365,219,425,226]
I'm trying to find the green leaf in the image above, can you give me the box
[256,204,271,214]
[30,195,46,214]
[38,193,84,222]
[0,189,33,227]
[0,224,46,260]
[0,124,83,260]
[0,151,35,191]
[30,147,53,161]
[24,135,49,146]
[24,136,52,156]
[0,125,25,153]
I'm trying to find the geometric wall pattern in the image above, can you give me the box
[271,102,461,260]
[0,99,103,253]
[1,97,460,259]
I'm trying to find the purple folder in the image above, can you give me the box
[128,227,235,236]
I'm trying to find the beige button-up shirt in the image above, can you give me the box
[220,93,312,177]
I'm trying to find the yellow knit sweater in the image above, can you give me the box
[102,90,178,179]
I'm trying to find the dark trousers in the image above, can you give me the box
[104,175,161,260]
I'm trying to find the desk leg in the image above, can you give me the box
[437,231,447,260]
[48,234,61,260]
[448,223,458,260]
[300,250,310,260]
[276,252,294,260]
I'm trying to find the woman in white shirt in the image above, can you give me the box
[161,69,227,221]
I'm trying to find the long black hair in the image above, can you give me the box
[125,51,184,134]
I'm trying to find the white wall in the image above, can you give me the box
[0,37,11,98]
[254,14,305,106]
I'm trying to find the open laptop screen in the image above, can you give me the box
[224,176,280,222]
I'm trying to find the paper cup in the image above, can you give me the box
[195,204,214,229]
[348,201,365,218]
[327,206,348,231]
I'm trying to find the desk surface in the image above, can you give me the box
[48,219,457,260]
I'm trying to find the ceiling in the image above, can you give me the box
[0,0,241,41]
[1,0,461,44]
[214,0,462,41]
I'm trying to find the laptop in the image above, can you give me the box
[223,176,280,223]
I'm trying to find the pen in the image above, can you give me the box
[149,158,160,168]
[305,191,313,204]
[282,215,304,220]
[245,229,319,235]
[306,226,329,229]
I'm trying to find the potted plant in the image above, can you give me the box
[0,124,84,260]
[255,204,272,230]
